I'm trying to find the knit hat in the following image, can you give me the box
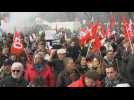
[84,70,99,81]
[3,59,12,66]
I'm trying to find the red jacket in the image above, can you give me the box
[24,62,55,87]
[67,76,101,87]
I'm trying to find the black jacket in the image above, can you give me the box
[50,59,64,80]
[56,69,80,87]
[0,76,28,87]
[127,54,134,86]
[0,55,9,67]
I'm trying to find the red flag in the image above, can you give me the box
[121,16,128,27]
[11,31,23,56]
[111,16,115,29]
[90,21,99,38]
[13,31,20,41]
[91,36,101,53]
[79,29,88,46]
[121,16,131,41]
[100,24,106,38]
[127,19,133,40]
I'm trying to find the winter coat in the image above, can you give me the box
[103,74,126,87]
[50,59,64,81]
[0,76,28,87]
[116,46,131,78]
[127,54,134,86]
[67,76,102,87]
[24,62,54,87]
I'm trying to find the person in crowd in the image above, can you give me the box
[86,56,105,80]
[24,53,54,87]
[92,57,105,80]
[0,59,12,79]
[31,42,38,54]
[9,55,17,63]
[56,57,80,87]
[0,47,10,67]
[103,64,129,87]
[103,50,117,68]
[120,40,131,78]
[0,62,28,87]
[76,56,88,75]
[2,38,9,48]
[68,70,101,87]
[48,48,66,84]
[127,44,134,86]
[66,41,81,62]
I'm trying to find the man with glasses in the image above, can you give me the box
[0,62,28,87]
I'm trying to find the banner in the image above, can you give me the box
[11,31,23,56]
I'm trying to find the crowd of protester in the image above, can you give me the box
[0,18,133,87]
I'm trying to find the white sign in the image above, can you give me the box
[1,19,8,32]
[45,30,57,40]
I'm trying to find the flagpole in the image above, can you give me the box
[128,19,134,54]
[24,48,32,64]
[128,32,134,54]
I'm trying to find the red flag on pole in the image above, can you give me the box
[125,19,133,41]
[79,29,88,46]
[100,24,106,38]
[90,21,99,38]
[121,16,128,27]
[91,36,101,53]
[121,16,131,41]
[10,31,23,56]
[122,16,133,53]
[111,16,115,29]
[13,31,19,41]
